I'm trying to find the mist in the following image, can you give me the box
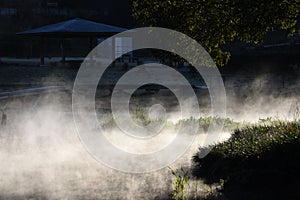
[0,74,299,199]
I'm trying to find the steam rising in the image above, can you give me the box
[0,92,200,199]
[0,76,299,199]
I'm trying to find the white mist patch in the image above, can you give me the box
[104,128,177,154]
[104,128,231,155]
[0,83,297,199]
[226,89,299,122]
[0,94,229,199]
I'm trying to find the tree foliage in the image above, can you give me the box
[133,0,300,66]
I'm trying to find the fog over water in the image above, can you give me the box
[0,74,299,199]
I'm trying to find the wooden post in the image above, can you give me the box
[40,36,45,66]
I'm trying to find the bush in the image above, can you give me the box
[193,121,300,199]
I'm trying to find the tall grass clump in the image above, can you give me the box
[169,167,190,200]
[100,108,247,133]
[169,167,225,200]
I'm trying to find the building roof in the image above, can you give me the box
[17,18,127,37]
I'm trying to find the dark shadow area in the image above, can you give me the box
[192,123,300,200]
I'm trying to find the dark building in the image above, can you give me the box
[0,0,135,28]
[0,0,135,57]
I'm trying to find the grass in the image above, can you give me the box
[99,111,300,199]
[99,107,167,129]
[178,116,247,132]
[100,107,248,132]
[192,120,300,199]
[99,109,300,199]
[168,166,225,200]
[169,167,190,200]
[208,121,299,159]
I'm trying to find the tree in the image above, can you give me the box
[133,0,300,66]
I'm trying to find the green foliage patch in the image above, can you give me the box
[193,121,300,199]
[133,0,300,66]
